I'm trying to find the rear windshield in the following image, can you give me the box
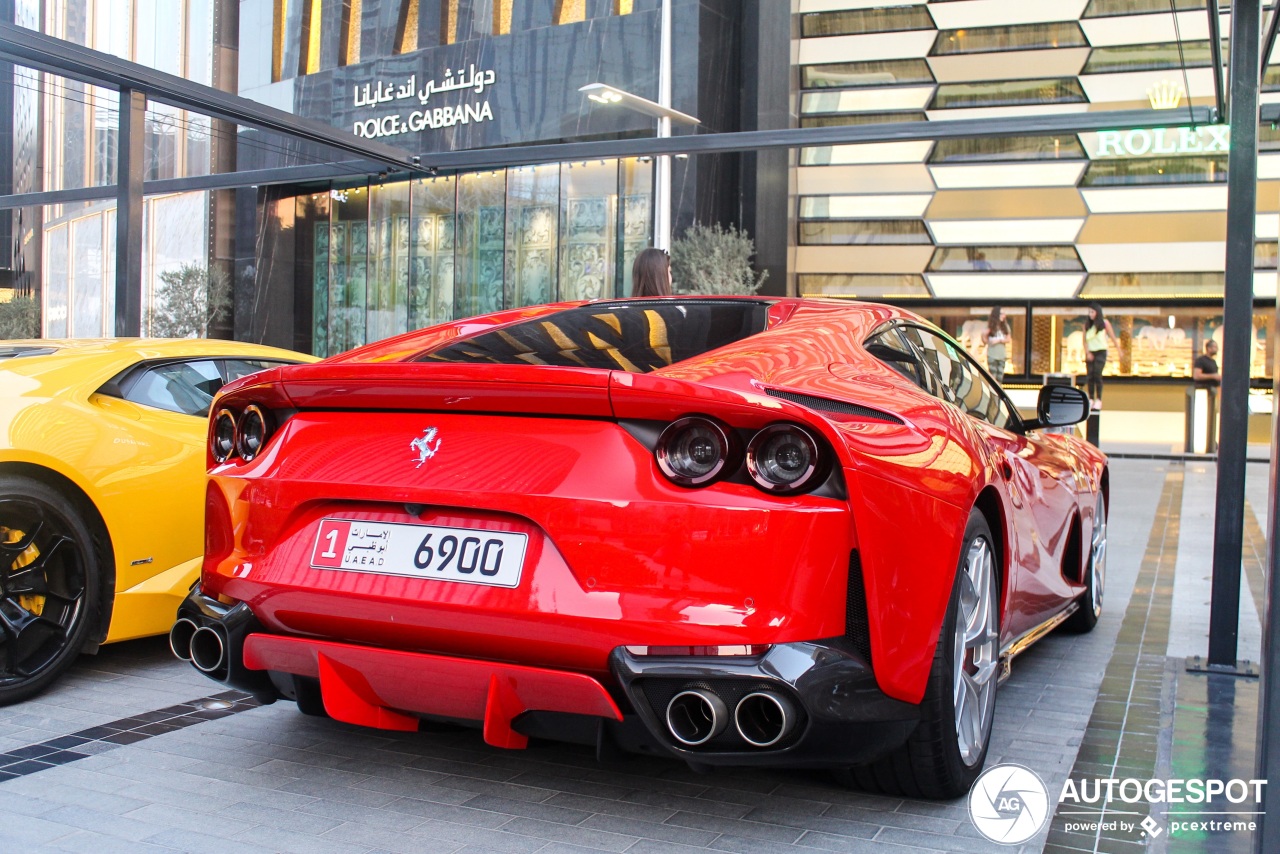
[418,300,771,372]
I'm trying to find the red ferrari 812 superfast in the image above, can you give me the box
[174,297,1106,798]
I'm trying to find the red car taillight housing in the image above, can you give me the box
[745,423,823,494]
[653,417,831,495]
[210,404,276,464]
[655,417,733,486]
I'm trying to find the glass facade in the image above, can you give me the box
[303,159,653,357]
[42,192,209,337]
[793,0,1276,384]
[35,0,221,337]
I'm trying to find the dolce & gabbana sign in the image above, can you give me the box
[1080,125,1231,159]
[351,64,497,140]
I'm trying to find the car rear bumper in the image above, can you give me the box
[175,586,919,769]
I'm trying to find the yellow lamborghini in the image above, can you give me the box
[0,338,315,703]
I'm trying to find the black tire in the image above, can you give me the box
[836,510,1000,799]
[1064,489,1106,634]
[0,475,101,705]
[293,675,329,717]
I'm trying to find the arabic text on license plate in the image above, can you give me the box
[310,519,527,588]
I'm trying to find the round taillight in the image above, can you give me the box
[234,405,271,462]
[211,409,237,463]
[656,417,731,487]
[746,423,821,494]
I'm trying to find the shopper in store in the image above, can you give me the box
[1193,339,1221,389]
[982,306,1010,384]
[1084,302,1117,410]
[631,248,673,297]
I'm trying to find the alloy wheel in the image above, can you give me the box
[1090,493,1107,618]
[952,536,999,767]
[0,497,88,686]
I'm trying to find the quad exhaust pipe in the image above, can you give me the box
[170,615,230,680]
[171,588,278,703]
[665,689,728,746]
[189,627,229,678]
[168,617,198,662]
[664,687,797,748]
[734,691,795,748]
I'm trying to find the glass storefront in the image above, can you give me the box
[42,193,205,337]
[303,159,654,357]
[911,306,1028,379]
[906,304,1274,385]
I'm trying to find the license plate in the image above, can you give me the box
[310,519,527,588]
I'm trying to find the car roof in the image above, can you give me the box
[1,338,308,358]
[0,338,316,398]
[327,297,913,366]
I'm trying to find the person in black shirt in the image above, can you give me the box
[1193,340,1221,389]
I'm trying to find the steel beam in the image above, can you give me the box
[1257,194,1280,854]
[114,88,144,337]
[1263,0,1280,85]
[0,106,1218,211]
[0,22,414,169]
[1207,0,1261,669]
[1210,0,1228,122]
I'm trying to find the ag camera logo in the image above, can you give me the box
[968,764,1051,844]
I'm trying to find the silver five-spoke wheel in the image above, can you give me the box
[953,536,999,767]
[1089,492,1107,618]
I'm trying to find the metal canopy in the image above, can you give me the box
[0,106,1219,211]
[0,22,415,170]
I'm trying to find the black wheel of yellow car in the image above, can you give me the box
[836,509,999,799]
[0,476,100,705]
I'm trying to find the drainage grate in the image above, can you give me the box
[0,690,260,782]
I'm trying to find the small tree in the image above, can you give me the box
[148,263,231,338]
[669,222,768,296]
[0,295,40,339]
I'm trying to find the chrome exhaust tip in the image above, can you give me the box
[169,618,198,662]
[734,691,795,748]
[189,626,228,676]
[665,689,728,746]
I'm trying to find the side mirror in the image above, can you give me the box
[1035,384,1090,427]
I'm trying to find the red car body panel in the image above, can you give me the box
[243,634,623,746]
[191,297,1107,742]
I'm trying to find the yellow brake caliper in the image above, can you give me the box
[1,526,43,616]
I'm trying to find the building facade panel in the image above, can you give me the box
[794,0,1276,390]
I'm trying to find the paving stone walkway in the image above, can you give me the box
[0,459,1268,853]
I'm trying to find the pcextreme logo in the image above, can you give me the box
[968,764,1050,845]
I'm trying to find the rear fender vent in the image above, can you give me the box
[765,388,903,425]
[846,549,873,667]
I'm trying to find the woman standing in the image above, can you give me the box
[1084,302,1116,410]
[630,248,672,297]
[982,306,1010,384]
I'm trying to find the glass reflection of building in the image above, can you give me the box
[794,0,1276,390]
[289,160,653,357]
[13,0,1276,399]
[236,0,761,356]
[28,0,229,338]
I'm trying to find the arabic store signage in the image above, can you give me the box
[352,64,496,139]
[1082,125,1230,159]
